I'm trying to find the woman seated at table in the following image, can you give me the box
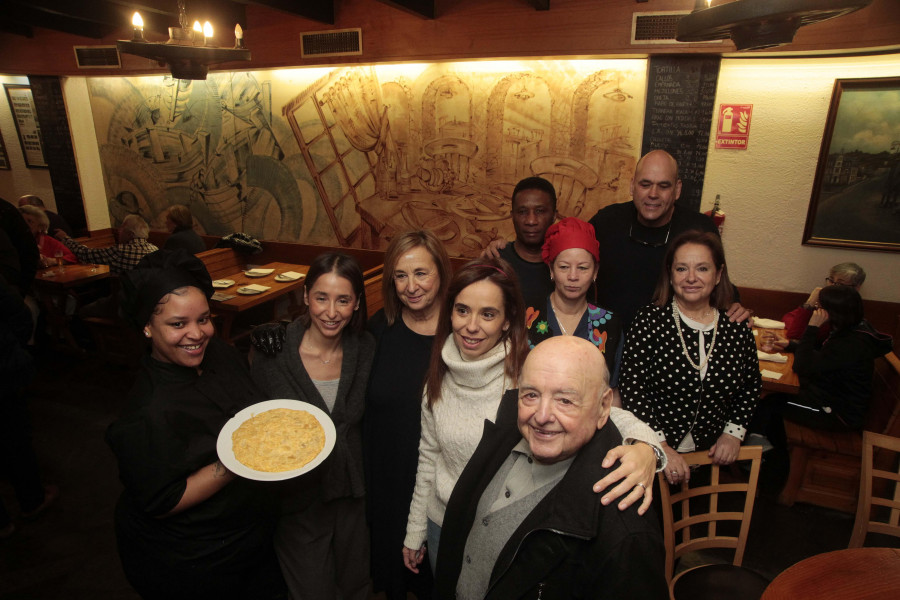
[163,205,206,255]
[250,252,375,600]
[403,258,665,576]
[781,261,866,344]
[619,230,761,485]
[526,217,623,386]
[365,230,451,600]
[753,286,892,440]
[19,205,76,267]
[106,249,284,600]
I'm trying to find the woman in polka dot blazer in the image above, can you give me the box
[619,230,761,486]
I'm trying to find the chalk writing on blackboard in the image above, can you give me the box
[641,56,721,212]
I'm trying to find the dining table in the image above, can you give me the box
[760,547,900,599]
[754,326,800,395]
[207,261,309,342]
[32,262,111,352]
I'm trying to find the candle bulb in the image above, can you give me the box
[192,20,202,44]
[132,12,145,42]
[203,21,213,46]
[234,23,244,49]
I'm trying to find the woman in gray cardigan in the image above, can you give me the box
[251,253,376,600]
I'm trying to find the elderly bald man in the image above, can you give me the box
[435,336,666,600]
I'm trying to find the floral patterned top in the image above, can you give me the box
[526,297,624,386]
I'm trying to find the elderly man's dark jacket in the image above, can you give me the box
[435,390,667,600]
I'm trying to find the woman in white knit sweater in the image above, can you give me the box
[402,259,665,574]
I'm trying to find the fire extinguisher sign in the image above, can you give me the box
[715,104,753,150]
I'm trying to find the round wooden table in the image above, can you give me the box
[761,547,900,599]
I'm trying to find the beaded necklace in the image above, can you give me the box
[672,299,718,372]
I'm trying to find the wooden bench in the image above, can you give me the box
[196,248,247,280]
[364,265,384,318]
[779,351,900,513]
[73,229,117,249]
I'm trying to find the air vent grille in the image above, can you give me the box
[301,28,362,58]
[73,46,121,68]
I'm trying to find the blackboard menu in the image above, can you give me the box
[28,76,87,233]
[641,56,721,212]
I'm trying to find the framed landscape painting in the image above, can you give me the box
[803,77,900,253]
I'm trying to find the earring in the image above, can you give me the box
[144,329,151,338]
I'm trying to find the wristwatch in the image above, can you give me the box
[627,439,665,472]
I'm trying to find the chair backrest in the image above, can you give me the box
[657,445,763,584]
[849,431,900,547]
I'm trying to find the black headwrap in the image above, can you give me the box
[120,249,214,330]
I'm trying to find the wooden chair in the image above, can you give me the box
[848,431,900,547]
[658,446,769,600]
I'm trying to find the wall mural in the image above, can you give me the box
[87,59,646,257]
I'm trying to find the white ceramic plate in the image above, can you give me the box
[244,269,274,278]
[212,279,235,289]
[237,286,268,295]
[274,273,304,283]
[217,399,336,482]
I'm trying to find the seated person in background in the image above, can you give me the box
[18,194,73,237]
[19,205,76,267]
[482,176,558,313]
[56,214,158,274]
[619,230,761,485]
[163,205,206,255]
[527,217,624,388]
[781,262,866,343]
[753,286,892,441]
[435,336,667,600]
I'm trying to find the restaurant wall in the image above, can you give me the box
[79,59,647,256]
[0,75,55,207]
[61,78,110,231]
[703,54,900,304]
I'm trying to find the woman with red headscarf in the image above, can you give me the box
[526,217,624,386]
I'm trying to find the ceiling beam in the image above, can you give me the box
[6,3,119,38]
[237,0,334,24]
[377,0,435,19]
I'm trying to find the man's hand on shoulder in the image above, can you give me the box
[480,238,508,260]
[726,302,753,326]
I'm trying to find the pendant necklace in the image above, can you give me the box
[551,298,584,336]
[672,300,718,372]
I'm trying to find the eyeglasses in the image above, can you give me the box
[629,220,672,248]
[825,276,854,287]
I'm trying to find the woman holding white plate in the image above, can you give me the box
[251,252,375,600]
[106,249,284,600]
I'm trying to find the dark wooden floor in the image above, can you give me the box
[1,345,896,599]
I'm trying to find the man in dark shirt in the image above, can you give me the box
[489,177,557,313]
[588,150,749,328]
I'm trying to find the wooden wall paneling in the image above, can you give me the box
[0,0,898,77]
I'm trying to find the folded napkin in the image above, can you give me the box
[245,268,275,276]
[753,317,785,329]
[760,369,783,380]
[277,271,304,280]
[758,350,788,363]
[211,292,236,301]
[241,284,271,292]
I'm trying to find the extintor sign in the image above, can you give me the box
[715,104,753,150]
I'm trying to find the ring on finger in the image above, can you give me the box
[637,482,647,491]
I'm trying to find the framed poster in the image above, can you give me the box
[0,127,10,170]
[4,84,47,168]
[803,77,900,252]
